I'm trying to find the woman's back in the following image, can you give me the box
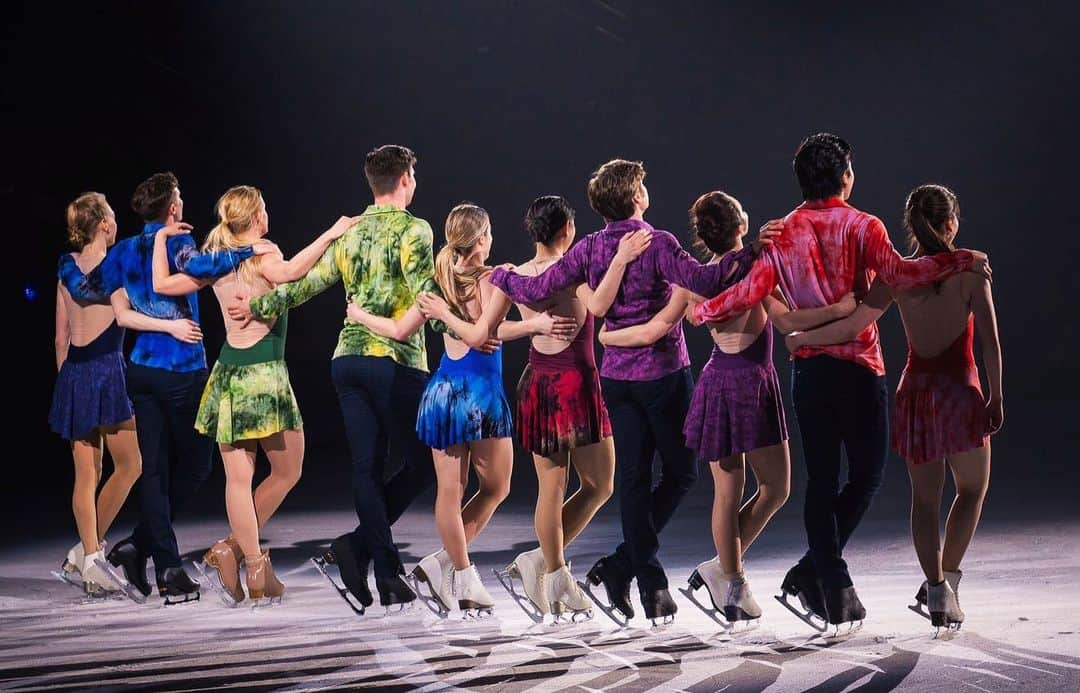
[706,303,767,355]
[894,272,979,360]
[515,257,588,356]
[440,269,496,360]
[210,264,275,349]
[61,252,118,348]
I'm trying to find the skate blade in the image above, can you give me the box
[908,603,932,622]
[774,593,827,633]
[933,622,963,640]
[250,595,284,609]
[926,608,963,636]
[381,601,416,617]
[461,606,495,620]
[825,617,859,639]
[649,614,676,628]
[492,567,545,624]
[310,556,365,616]
[78,587,126,600]
[578,580,630,628]
[193,561,242,608]
[550,607,593,625]
[91,558,147,604]
[725,618,761,636]
[162,591,200,606]
[405,572,450,619]
[51,569,85,591]
[820,620,864,641]
[677,586,733,630]
[80,581,127,602]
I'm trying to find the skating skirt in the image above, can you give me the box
[195,358,303,444]
[892,372,989,464]
[416,352,513,450]
[515,362,612,457]
[49,351,134,441]
[683,359,788,461]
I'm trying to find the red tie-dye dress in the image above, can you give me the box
[892,316,989,464]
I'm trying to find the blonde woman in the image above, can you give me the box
[152,185,357,605]
[52,193,198,601]
[424,196,630,623]
[347,203,516,617]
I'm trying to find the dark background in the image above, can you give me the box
[6,1,1078,537]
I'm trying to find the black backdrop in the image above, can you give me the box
[7,1,1078,530]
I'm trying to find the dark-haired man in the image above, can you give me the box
[227,145,440,611]
[59,172,253,603]
[692,133,990,628]
[486,159,770,625]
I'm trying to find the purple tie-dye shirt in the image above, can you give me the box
[488,218,756,381]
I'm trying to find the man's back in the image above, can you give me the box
[59,226,210,372]
[769,198,880,313]
[489,216,756,381]
[344,206,433,317]
[337,205,438,369]
[249,204,439,371]
[758,198,884,373]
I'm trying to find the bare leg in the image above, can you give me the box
[221,441,260,558]
[255,429,304,526]
[72,433,104,554]
[562,438,615,550]
[98,419,142,539]
[534,450,571,571]
[739,442,791,552]
[460,438,513,551]
[433,445,471,570]
[710,453,746,575]
[907,459,947,584]
[942,445,991,573]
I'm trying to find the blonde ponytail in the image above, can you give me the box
[203,185,265,285]
[435,203,491,321]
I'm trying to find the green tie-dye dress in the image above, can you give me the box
[195,311,303,444]
[196,205,440,444]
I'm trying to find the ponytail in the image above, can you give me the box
[904,184,959,257]
[435,203,491,321]
[203,185,266,285]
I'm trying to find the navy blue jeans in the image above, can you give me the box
[126,364,213,573]
[331,355,435,579]
[791,356,888,589]
[600,368,698,593]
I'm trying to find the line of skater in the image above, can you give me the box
[50,133,1002,637]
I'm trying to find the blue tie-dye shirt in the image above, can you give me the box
[58,222,252,372]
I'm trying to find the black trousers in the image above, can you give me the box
[331,355,435,579]
[126,364,213,573]
[600,368,697,593]
[791,355,888,589]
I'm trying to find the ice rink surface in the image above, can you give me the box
[2,501,1078,691]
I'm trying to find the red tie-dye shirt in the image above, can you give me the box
[692,198,974,375]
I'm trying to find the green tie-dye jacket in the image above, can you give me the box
[249,204,439,372]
